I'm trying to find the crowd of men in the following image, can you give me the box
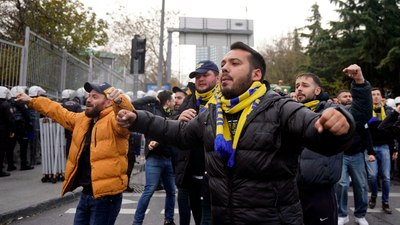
[1,41,400,225]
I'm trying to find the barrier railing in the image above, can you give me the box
[39,118,66,183]
[0,27,133,98]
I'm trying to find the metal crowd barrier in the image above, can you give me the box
[39,118,66,183]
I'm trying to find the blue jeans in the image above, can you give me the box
[134,155,176,225]
[335,152,368,218]
[74,192,122,225]
[366,145,391,204]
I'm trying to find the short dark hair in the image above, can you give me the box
[230,42,266,80]
[336,89,350,97]
[371,87,382,95]
[157,90,173,106]
[295,72,321,87]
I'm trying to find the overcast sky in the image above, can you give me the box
[81,0,339,45]
[80,0,340,83]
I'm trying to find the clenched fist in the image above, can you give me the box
[314,108,350,136]
[116,109,136,128]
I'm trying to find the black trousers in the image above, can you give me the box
[9,128,29,167]
[0,132,11,171]
[126,144,136,185]
[299,186,338,225]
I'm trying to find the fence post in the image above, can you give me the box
[19,27,30,86]
[88,54,93,82]
[107,65,111,84]
[60,50,67,92]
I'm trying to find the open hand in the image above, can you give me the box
[15,92,32,104]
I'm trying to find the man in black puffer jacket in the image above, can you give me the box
[117,42,355,225]
[173,61,219,225]
[132,90,177,225]
[295,65,372,225]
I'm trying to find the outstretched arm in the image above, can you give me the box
[117,109,203,149]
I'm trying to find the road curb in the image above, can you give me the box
[0,162,145,225]
[0,191,81,225]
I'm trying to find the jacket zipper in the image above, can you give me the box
[94,127,97,147]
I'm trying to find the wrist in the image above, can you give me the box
[354,77,365,84]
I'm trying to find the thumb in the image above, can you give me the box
[314,118,324,133]
[117,109,127,118]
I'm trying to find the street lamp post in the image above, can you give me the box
[157,0,165,89]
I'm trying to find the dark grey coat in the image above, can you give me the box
[131,89,355,225]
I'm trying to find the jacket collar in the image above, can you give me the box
[94,106,113,121]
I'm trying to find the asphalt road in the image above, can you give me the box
[9,172,400,225]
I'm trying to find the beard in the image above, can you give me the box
[297,93,316,103]
[221,71,253,99]
[85,104,102,118]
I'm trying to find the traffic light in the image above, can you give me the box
[130,35,146,74]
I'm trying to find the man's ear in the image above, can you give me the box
[104,98,113,108]
[314,86,321,96]
[252,68,262,81]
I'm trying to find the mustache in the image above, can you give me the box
[221,74,233,80]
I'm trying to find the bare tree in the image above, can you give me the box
[258,30,308,88]
[103,7,179,84]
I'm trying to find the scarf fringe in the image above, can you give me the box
[214,81,266,168]
[214,134,234,159]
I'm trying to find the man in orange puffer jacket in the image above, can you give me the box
[16,82,133,225]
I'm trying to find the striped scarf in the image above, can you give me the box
[196,84,219,113]
[214,81,267,168]
[304,100,320,111]
[369,104,386,123]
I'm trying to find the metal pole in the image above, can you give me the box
[60,50,67,92]
[19,27,30,86]
[166,30,172,83]
[157,0,165,89]
[133,59,139,100]
[88,54,93,82]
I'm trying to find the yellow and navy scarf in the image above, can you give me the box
[163,106,171,115]
[214,81,267,168]
[369,104,386,123]
[196,84,219,113]
[304,100,320,112]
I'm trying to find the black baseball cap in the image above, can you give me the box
[172,86,191,95]
[189,60,219,79]
[84,82,112,95]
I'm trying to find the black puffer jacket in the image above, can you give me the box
[298,81,372,189]
[133,96,173,158]
[173,93,206,187]
[131,89,355,225]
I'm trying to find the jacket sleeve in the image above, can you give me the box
[361,124,375,156]
[132,96,158,110]
[112,94,134,136]
[349,80,372,126]
[129,109,203,149]
[28,97,79,131]
[283,101,355,156]
[378,110,400,138]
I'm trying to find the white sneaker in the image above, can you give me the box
[338,216,349,225]
[355,217,369,225]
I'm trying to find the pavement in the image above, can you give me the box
[1,158,399,225]
[0,159,145,225]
